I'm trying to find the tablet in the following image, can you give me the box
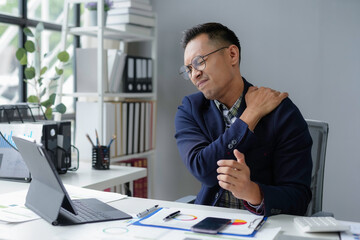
[0,132,31,182]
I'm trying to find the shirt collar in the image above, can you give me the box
[214,96,242,116]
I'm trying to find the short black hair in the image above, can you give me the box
[181,22,241,63]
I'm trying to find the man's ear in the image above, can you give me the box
[228,45,239,66]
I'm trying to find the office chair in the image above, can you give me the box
[305,119,330,217]
[176,119,330,217]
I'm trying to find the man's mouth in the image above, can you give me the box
[197,79,208,89]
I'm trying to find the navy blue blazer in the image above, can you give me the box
[175,79,312,216]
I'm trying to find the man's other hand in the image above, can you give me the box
[217,149,263,205]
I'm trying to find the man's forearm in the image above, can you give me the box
[239,108,262,131]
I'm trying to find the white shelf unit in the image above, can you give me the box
[56,0,157,163]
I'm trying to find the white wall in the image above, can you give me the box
[152,0,360,221]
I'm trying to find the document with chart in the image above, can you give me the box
[133,207,266,237]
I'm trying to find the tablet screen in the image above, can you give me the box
[0,132,31,182]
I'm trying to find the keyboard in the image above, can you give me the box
[294,217,350,233]
[72,199,111,222]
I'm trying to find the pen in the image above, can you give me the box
[107,135,116,149]
[95,129,100,146]
[136,204,159,218]
[86,134,95,147]
[163,210,181,221]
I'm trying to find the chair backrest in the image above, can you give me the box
[305,119,329,216]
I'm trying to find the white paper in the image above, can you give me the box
[57,220,280,240]
[0,205,39,223]
[64,184,127,202]
[0,185,126,223]
[0,190,40,223]
[138,207,264,236]
[340,220,360,240]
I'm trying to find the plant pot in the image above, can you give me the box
[89,10,108,26]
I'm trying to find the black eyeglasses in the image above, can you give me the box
[179,46,229,80]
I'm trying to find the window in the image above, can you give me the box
[0,0,79,116]
[0,0,19,17]
[0,23,19,104]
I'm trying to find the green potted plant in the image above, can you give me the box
[15,23,69,120]
[85,0,113,26]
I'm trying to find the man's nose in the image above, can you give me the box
[191,68,202,80]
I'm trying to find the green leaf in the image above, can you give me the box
[55,103,67,114]
[16,48,28,65]
[23,27,34,37]
[40,88,46,98]
[41,99,51,109]
[24,67,35,79]
[38,77,43,86]
[40,66,47,76]
[20,54,27,65]
[48,93,56,104]
[49,75,60,80]
[27,95,39,103]
[57,51,70,63]
[55,66,64,75]
[36,22,44,32]
[49,84,58,91]
[15,48,26,61]
[41,100,50,108]
[24,40,35,52]
[45,107,53,120]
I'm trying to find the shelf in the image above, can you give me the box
[110,150,155,163]
[62,92,156,100]
[69,26,154,42]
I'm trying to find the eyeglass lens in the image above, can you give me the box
[180,46,229,80]
[179,56,206,80]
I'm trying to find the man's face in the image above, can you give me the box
[184,34,234,100]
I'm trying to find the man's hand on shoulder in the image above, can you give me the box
[240,86,288,131]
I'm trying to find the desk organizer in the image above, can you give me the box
[92,145,110,170]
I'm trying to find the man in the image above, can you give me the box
[174,22,312,216]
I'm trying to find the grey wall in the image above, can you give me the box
[152,0,360,221]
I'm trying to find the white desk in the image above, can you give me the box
[0,193,341,240]
[0,165,342,240]
[61,162,147,191]
[0,163,146,194]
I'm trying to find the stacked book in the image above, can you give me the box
[113,158,148,198]
[76,48,153,93]
[75,100,157,160]
[106,0,155,36]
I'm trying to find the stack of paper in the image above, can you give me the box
[107,0,155,36]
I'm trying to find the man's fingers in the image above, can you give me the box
[217,166,239,177]
[248,86,258,93]
[218,180,233,192]
[234,149,246,165]
[280,92,289,100]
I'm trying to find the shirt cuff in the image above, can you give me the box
[243,199,265,215]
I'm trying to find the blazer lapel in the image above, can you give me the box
[203,100,225,140]
[238,78,252,117]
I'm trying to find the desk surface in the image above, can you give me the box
[0,166,341,240]
[0,194,340,240]
[0,163,146,194]
[61,162,147,191]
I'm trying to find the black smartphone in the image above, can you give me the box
[190,217,231,234]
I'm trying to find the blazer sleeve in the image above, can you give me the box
[174,95,257,188]
[257,98,313,216]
